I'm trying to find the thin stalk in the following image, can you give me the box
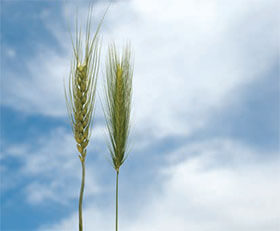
[115,170,119,231]
[79,159,85,231]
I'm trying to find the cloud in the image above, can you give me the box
[101,0,278,138]
[2,49,69,117]
[2,0,278,138]
[2,127,106,205]
[39,138,280,231]
[200,68,280,151]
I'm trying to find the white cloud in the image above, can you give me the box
[39,138,280,231]
[100,0,278,137]
[2,127,105,205]
[2,49,69,117]
[2,0,278,138]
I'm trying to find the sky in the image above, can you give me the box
[1,0,279,230]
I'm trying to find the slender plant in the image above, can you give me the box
[104,44,134,231]
[64,9,102,231]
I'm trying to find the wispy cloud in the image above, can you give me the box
[2,127,104,205]
[39,138,280,231]
[2,0,278,137]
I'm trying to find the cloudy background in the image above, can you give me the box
[1,0,279,230]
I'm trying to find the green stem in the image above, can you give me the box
[115,170,119,231]
[79,159,85,231]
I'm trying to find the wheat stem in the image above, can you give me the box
[79,159,85,231]
[115,170,119,231]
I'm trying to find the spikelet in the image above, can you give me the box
[104,44,133,172]
[64,9,102,162]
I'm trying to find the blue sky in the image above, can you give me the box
[1,0,279,231]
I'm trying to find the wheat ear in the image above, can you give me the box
[104,44,133,231]
[64,8,103,231]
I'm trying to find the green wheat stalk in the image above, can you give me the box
[64,8,103,231]
[104,44,134,231]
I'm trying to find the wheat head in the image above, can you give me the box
[104,43,133,173]
[64,10,102,162]
[104,43,133,231]
[64,8,103,231]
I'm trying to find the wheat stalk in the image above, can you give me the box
[104,44,134,231]
[64,8,103,231]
